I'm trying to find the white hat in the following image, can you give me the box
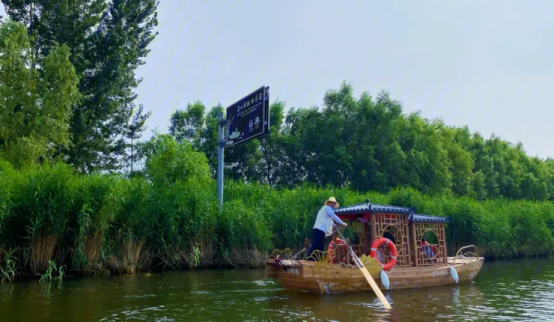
[324,197,340,208]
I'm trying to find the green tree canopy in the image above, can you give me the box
[2,0,159,172]
[0,20,80,168]
[142,134,212,186]
[165,82,554,202]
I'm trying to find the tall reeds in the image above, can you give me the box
[1,162,554,279]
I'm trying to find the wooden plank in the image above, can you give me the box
[370,213,377,243]
[442,225,448,260]
[359,264,391,309]
[411,223,417,267]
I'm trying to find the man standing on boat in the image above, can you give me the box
[307,197,347,259]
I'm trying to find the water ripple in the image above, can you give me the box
[2,259,554,321]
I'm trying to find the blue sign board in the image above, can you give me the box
[226,86,269,147]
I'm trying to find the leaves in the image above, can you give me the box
[0,20,80,168]
[2,0,159,172]
[169,102,206,146]
[161,81,554,202]
[142,134,212,187]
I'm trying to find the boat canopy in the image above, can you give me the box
[334,203,413,215]
[409,213,450,224]
[334,202,449,224]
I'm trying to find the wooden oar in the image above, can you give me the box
[335,228,392,310]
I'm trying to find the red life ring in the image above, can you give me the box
[327,238,345,263]
[370,237,398,271]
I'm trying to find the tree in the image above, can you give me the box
[200,105,224,177]
[413,120,453,195]
[279,108,310,187]
[2,0,159,172]
[142,134,211,186]
[437,124,474,196]
[125,104,151,175]
[0,20,80,168]
[469,133,499,199]
[259,101,286,186]
[350,90,406,192]
[160,82,554,202]
[169,102,205,146]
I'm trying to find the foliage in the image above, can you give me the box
[0,20,80,168]
[141,134,212,186]
[167,82,554,202]
[0,249,18,283]
[1,0,159,172]
[169,101,205,146]
[124,105,152,175]
[39,260,64,283]
[3,1,552,205]
[1,158,554,278]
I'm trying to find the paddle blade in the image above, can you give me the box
[359,265,392,309]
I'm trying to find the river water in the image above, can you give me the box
[1,259,554,321]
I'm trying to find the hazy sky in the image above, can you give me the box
[2,1,554,158]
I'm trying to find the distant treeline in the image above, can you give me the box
[166,82,554,201]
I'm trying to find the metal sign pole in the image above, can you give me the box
[217,112,225,212]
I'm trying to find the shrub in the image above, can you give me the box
[2,160,554,277]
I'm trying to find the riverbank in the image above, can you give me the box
[1,162,554,280]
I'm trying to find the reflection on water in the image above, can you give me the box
[1,259,554,321]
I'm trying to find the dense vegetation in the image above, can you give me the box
[1,155,554,279]
[168,85,554,202]
[1,0,158,172]
[1,15,554,281]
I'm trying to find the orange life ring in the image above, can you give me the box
[327,238,345,263]
[370,237,397,271]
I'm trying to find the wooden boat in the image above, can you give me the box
[266,201,484,294]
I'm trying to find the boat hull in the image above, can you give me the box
[266,257,484,294]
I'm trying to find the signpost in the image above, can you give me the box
[217,86,270,210]
[225,86,269,147]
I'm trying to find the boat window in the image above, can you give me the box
[422,231,438,244]
[422,230,439,259]
[382,225,400,245]
[383,231,396,244]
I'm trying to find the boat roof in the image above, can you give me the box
[334,202,449,224]
[409,213,450,224]
[334,203,413,215]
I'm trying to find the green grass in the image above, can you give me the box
[0,162,553,279]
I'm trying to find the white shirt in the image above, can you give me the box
[313,205,345,236]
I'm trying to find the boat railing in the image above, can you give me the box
[269,238,311,261]
[451,245,479,264]
[329,239,351,264]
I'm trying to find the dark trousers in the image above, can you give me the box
[307,228,326,260]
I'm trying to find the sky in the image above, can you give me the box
[2,1,554,158]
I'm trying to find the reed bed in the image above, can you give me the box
[1,162,554,279]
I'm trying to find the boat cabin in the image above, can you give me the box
[267,201,482,294]
[327,201,450,268]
